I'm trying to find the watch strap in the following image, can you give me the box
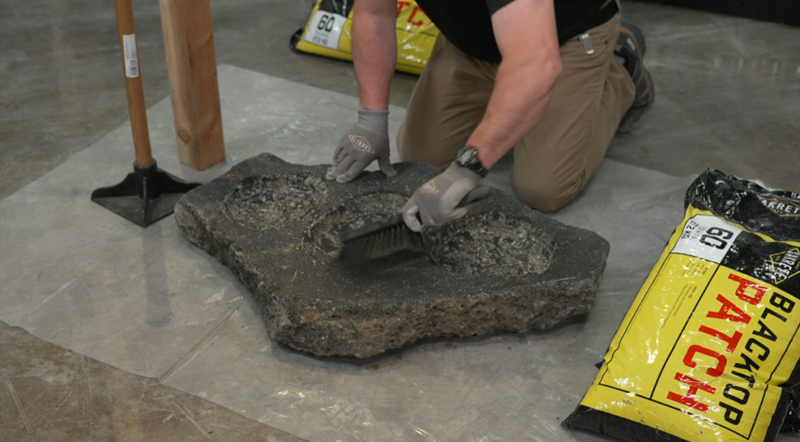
[456,146,488,178]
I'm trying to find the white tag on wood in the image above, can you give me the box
[123,34,139,78]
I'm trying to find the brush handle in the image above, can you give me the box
[339,186,492,244]
[456,186,492,208]
[413,185,490,223]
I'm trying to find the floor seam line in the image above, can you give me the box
[158,302,241,383]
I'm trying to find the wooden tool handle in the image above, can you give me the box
[114,0,153,167]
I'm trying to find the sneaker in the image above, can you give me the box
[616,21,654,133]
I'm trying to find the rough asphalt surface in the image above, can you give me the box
[175,153,610,358]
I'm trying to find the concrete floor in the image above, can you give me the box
[0,322,305,442]
[0,0,798,440]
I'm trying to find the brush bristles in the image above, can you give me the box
[339,224,424,262]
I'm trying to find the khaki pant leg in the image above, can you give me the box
[511,13,635,212]
[397,35,497,169]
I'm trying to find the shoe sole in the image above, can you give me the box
[619,22,646,56]
[617,71,654,133]
[618,23,654,132]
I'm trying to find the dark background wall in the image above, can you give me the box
[638,0,800,26]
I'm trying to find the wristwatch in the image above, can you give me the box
[455,146,488,178]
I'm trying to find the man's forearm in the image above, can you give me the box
[352,2,397,110]
[465,0,562,170]
[466,55,561,169]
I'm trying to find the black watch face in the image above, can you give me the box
[458,147,476,165]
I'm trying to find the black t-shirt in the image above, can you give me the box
[415,0,618,63]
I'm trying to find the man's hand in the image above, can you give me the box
[402,163,482,232]
[328,0,397,183]
[326,109,397,183]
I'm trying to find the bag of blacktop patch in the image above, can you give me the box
[290,0,439,75]
[563,169,800,441]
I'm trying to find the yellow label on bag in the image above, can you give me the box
[294,0,439,75]
[580,206,800,441]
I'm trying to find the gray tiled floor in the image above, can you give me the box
[605,5,800,189]
[0,322,306,442]
[0,0,418,201]
[1,0,799,441]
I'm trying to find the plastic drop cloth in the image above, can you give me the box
[1,65,793,442]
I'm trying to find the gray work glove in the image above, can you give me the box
[326,109,397,183]
[402,163,482,232]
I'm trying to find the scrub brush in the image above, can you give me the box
[338,186,491,263]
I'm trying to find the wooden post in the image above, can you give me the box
[160,0,225,170]
[114,0,153,167]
